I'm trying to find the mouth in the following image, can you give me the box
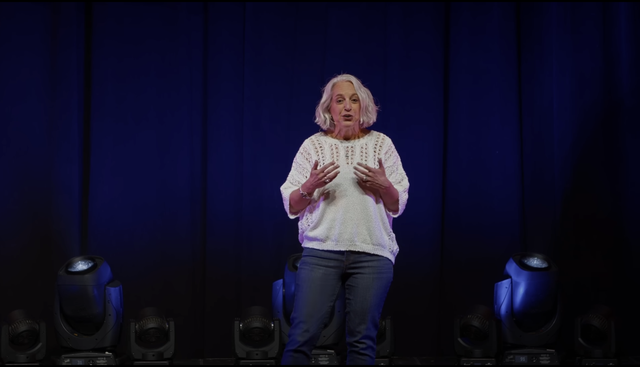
[342,114,353,120]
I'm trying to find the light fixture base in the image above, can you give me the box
[55,351,117,365]
[310,348,339,365]
[576,357,617,365]
[375,357,392,365]
[133,361,173,365]
[501,348,559,365]
[459,357,497,365]
[238,360,276,365]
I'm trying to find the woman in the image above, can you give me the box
[279,74,409,365]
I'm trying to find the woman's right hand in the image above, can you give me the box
[301,160,340,194]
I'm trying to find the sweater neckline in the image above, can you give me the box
[321,130,375,143]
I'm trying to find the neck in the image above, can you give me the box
[328,125,365,141]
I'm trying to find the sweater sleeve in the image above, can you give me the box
[382,138,409,218]
[280,141,313,219]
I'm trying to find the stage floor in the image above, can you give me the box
[43,355,640,365]
[187,355,638,365]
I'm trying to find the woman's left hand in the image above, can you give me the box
[353,158,392,192]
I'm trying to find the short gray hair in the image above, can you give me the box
[314,74,379,130]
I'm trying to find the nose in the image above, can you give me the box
[344,99,352,111]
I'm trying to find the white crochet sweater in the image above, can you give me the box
[280,130,409,264]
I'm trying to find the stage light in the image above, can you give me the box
[575,305,616,365]
[129,307,175,365]
[67,259,96,272]
[234,306,281,365]
[272,253,345,364]
[494,252,561,365]
[453,304,498,365]
[53,255,123,365]
[375,316,395,365]
[1,309,46,364]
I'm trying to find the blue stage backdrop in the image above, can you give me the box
[1,1,638,360]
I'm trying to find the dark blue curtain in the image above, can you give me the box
[1,1,638,360]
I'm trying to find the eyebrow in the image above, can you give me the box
[334,93,359,99]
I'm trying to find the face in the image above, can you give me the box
[329,81,361,129]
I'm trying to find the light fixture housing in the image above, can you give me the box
[1,309,46,363]
[234,306,281,362]
[494,252,560,347]
[129,307,175,364]
[454,304,498,359]
[53,255,123,351]
[575,304,616,360]
[375,316,395,362]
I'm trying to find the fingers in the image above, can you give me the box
[353,170,367,182]
[323,162,340,176]
[318,161,337,172]
[353,165,370,181]
[311,161,340,185]
[311,160,385,187]
[353,165,369,176]
[357,160,385,171]
[353,163,377,186]
[352,160,388,190]
[356,162,372,171]
[326,169,340,181]
[316,161,339,179]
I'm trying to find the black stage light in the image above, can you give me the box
[129,307,175,365]
[375,316,395,365]
[53,255,123,366]
[454,304,498,365]
[234,306,281,365]
[575,304,616,365]
[1,309,46,364]
[494,253,561,365]
[272,253,345,365]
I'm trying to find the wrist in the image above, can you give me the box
[381,181,396,196]
[301,181,315,193]
[300,186,313,200]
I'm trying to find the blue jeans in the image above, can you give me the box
[280,248,394,365]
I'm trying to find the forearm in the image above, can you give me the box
[380,183,399,214]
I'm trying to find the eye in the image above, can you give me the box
[336,98,344,103]
[351,98,359,103]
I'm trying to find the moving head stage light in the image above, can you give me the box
[1,309,46,364]
[575,304,617,365]
[375,316,395,365]
[53,256,123,365]
[453,304,498,365]
[494,253,561,365]
[129,307,175,365]
[234,306,281,365]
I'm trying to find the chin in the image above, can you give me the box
[340,120,358,127]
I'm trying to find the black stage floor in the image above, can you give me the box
[186,356,637,365]
[36,355,640,365]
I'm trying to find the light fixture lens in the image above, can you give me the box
[240,306,274,343]
[67,259,95,272]
[7,310,39,347]
[136,307,169,344]
[521,256,548,269]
